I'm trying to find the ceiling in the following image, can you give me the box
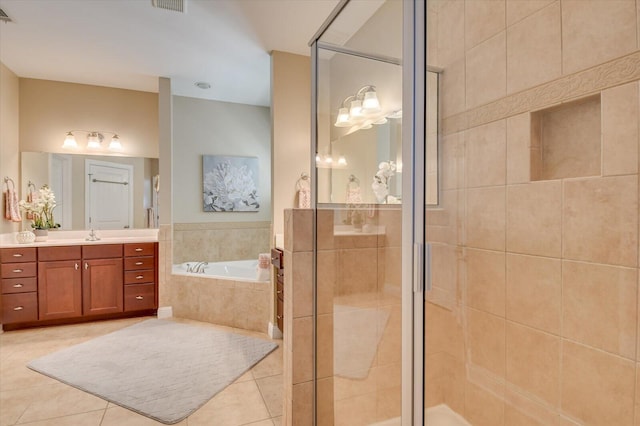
[0,0,343,107]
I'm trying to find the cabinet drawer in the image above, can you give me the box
[271,248,283,269]
[124,243,155,257]
[124,256,155,271]
[1,248,36,263]
[124,270,154,284]
[83,244,123,259]
[1,263,37,278]
[2,277,37,294]
[2,292,38,324]
[124,283,156,311]
[38,246,81,262]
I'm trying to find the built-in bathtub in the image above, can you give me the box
[169,259,271,334]
[172,260,269,282]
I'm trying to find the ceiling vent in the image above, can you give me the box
[151,0,185,13]
[0,8,12,22]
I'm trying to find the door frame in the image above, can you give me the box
[85,159,134,229]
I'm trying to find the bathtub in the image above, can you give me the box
[172,259,269,282]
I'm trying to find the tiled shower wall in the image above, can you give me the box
[426,1,640,425]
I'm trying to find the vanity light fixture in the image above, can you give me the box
[315,153,348,168]
[334,85,383,128]
[62,130,123,151]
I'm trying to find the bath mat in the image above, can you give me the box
[27,319,277,424]
[333,304,390,380]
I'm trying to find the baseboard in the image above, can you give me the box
[157,306,173,319]
[268,322,283,339]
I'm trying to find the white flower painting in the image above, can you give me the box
[203,155,259,212]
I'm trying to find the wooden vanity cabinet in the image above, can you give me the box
[123,243,157,312]
[1,248,38,324]
[82,245,123,316]
[38,246,82,321]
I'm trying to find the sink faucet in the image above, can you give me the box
[86,228,101,241]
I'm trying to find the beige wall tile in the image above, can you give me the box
[429,243,459,310]
[292,381,313,426]
[442,355,466,415]
[465,380,505,426]
[317,209,335,250]
[441,131,465,191]
[562,260,638,359]
[561,340,635,425]
[437,0,465,66]
[563,175,638,267]
[506,0,555,26]
[507,181,562,257]
[466,33,507,109]
[316,377,334,426]
[504,405,546,426]
[336,248,378,296]
[468,308,506,378]
[441,58,466,118]
[465,0,506,49]
[466,120,507,188]
[507,2,561,94]
[506,322,560,406]
[602,81,639,176]
[506,112,531,184]
[292,251,313,319]
[466,186,506,251]
[316,313,333,380]
[292,317,313,384]
[317,250,335,315]
[377,304,402,365]
[466,248,506,316]
[562,0,637,74]
[334,393,377,426]
[506,254,561,334]
[425,302,465,360]
[284,209,312,253]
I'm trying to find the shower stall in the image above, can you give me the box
[310,0,640,425]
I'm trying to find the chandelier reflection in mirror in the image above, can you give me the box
[62,130,123,151]
[334,85,389,131]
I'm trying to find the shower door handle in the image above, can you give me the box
[413,243,431,294]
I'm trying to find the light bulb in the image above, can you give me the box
[62,132,78,149]
[349,99,363,117]
[338,156,347,166]
[334,107,351,127]
[325,156,333,164]
[87,132,101,149]
[108,135,122,151]
[362,91,380,112]
[315,154,321,163]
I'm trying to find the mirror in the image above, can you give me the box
[21,152,159,230]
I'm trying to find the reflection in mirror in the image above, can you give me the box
[21,152,159,230]
[426,70,439,206]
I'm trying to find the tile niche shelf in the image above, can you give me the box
[530,94,602,181]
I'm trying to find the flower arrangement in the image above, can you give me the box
[18,184,60,230]
[371,161,397,203]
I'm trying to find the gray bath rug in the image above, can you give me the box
[28,319,278,424]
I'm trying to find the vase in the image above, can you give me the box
[33,229,48,242]
[15,231,36,244]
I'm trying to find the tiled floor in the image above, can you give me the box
[0,317,283,426]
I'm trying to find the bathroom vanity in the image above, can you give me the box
[0,230,158,331]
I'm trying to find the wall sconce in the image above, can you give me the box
[62,130,123,151]
[315,153,348,169]
[334,85,382,128]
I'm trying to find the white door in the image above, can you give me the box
[49,154,72,230]
[85,160,133,229]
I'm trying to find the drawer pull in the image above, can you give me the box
[135,295,144,300]
[136,275,144,280]
[12,269,23,273]
[13,306,24,311]
[276,290,282,294]
[12,253,23,258]
[85,263,89,270]
[135,262,144,266]
[75,263,79,270]
[12,283,23,288]
[277,315,282,320]
[135,248,143,252]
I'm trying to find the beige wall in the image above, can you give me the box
[19,78,158,158]
[0,62,20,234]
[271,51,311,239]
[426,1,640,425]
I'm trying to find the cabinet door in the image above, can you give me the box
[38,261,82,320]
[82,258,124,316]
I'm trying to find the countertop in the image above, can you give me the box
[0,229,159,248]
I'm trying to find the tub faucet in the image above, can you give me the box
[86,228,101,241]
[186,261,208,273]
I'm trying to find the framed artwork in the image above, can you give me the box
[202,155,259,212]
